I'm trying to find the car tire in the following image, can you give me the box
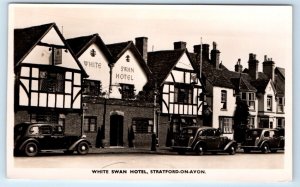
[228,145,236,155]
[196,144,204,155]
[261,143,270,154]
[24,142,38,157]
[77,142,89,155]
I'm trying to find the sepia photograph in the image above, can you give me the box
[7,4,292,182]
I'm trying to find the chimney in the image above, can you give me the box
[235,58,243,73]
[248,53,259,80]
[135,37,148,62]
[202,44,210,62]
[211,42,220,69]
[263,55,275,81]
[174,41,187,50]
[194,44,202,78]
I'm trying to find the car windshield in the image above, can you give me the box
[180,128,198,136]
[246,129,263,138]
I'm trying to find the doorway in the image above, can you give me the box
[110,114,124,146]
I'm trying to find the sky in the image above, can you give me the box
[10,4,292,72]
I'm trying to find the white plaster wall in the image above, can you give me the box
[110,50,148,99]
[78,43,111,93]
[212,87,236,129]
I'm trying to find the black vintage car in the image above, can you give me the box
[14,122,92,156]
[241,128,285,153]
[171,126,237,155]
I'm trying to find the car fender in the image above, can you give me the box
[223,141,237,151]
[18,138,39,151]
[258,140,269,148]
[68,139,91,151]
[192,140,206,151]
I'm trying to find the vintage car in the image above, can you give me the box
[171,126,237,155]
[241,128,285,153]
[14,122,92,156]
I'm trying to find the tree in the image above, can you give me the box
[233,98,250,143]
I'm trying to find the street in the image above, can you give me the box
[14,150,284,169]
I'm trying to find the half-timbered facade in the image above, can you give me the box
[147,42,205,145]
[14,23,87,135]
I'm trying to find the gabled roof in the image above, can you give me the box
[106,41,132,61]
[14,23,88,77]
[148,49,185,85]
[14,23,54,66]
[231,77,257,92]
[106,41,152,79]
[275,67,285,79]
[251,79,271,93]
[67,34,113,62]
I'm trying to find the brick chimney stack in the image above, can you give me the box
[135,37,148,62]
[211,42,220,69]
[235,58,243,73]
[248,53,259,80]
[263,55,275,81]
[202,44,210,62]
[174,41,187,50]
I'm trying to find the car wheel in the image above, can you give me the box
[24,142,38,157]
[228,145,236,155]
[77,142,89,155]
[196,144,204,155]
[261,143,270,154]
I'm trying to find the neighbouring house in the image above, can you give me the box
[147,41,206,146]
[14,23,88,136]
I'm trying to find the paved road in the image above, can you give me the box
[14,151,284,169]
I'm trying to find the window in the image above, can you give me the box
[29,126,39,135]
[40,126,52,135]
[132,118,153,134]
[53,48,62,65]
[277,97,284,113]
[30,113,59,124]
[219,117,233,134]
[39,70,65,93]
[267,96,272,111]
[277,118,285,128]
[221,90,227,109]
[120,84,135,99]
[241,92,255,110]
[248,116,255,129]
[83,116,97,132]
[83,80,100,96]
[174,85,193,104]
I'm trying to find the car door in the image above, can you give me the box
[38,125,53,150]
[203,129,218,150]
[51,125,66,149]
